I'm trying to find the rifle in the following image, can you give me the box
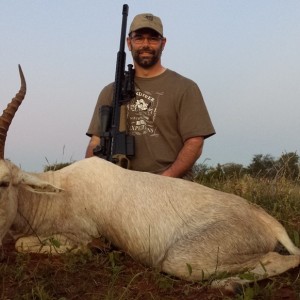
[93,4,135,169]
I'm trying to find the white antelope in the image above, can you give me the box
[1,66,299,291]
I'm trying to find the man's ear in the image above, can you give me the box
[127,37,132,51]
[161,37,167,51]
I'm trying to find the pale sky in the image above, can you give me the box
[1,1,299,172]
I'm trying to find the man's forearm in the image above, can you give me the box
[161,136,204,178]
[85,145,94,158]
[85,135,100,158]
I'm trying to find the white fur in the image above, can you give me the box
[0,157,299,290]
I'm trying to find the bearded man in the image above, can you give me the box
[86,13,215,179]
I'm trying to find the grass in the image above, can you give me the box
[1,244,222,299]
[1,171,300,299]
[199,174,300,241]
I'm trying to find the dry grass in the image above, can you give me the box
[201,175,300,240]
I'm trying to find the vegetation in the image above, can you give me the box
[194,151,299,183]
[1,152,299,299]
[43,162,74,172]
[194,151,300,242]
[43,146,75,172]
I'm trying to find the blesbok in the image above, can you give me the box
[1,66,299,291]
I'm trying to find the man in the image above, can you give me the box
[86,13,215,179]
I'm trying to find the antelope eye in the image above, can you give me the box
[0,181,9,188]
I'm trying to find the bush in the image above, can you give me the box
[43,161,74,172]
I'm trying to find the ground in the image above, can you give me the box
[1,235,299,300]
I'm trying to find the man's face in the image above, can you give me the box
[128,29,166,69]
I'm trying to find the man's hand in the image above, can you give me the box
[85,135,100,158]
[161,136,204,178]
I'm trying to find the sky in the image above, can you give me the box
[0,1,299,172]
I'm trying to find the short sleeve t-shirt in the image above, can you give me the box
[87,69,215,173]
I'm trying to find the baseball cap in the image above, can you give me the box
[129,13,163,36]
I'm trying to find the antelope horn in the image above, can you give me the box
[0,65,26,159]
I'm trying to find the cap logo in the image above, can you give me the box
[145,15,154,21]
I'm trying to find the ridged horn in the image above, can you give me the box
[0,65,26,159]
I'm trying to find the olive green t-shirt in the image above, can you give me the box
[87,69,215,174]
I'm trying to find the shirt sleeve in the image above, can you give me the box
[86,83,114,137]
[178,81,215,141]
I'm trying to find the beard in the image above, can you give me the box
[131,45,163,69]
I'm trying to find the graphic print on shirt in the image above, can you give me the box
[127,89,163,136]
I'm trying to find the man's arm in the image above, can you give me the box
[160,136,204,178]
[85,135,100,158]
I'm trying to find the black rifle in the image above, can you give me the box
[93,4,135,168]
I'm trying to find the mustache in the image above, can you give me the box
[136,47,156,55]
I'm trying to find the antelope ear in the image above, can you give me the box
[20,173,63,194]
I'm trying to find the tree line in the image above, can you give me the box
[194,152,300,182]
[44,151,299,182]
